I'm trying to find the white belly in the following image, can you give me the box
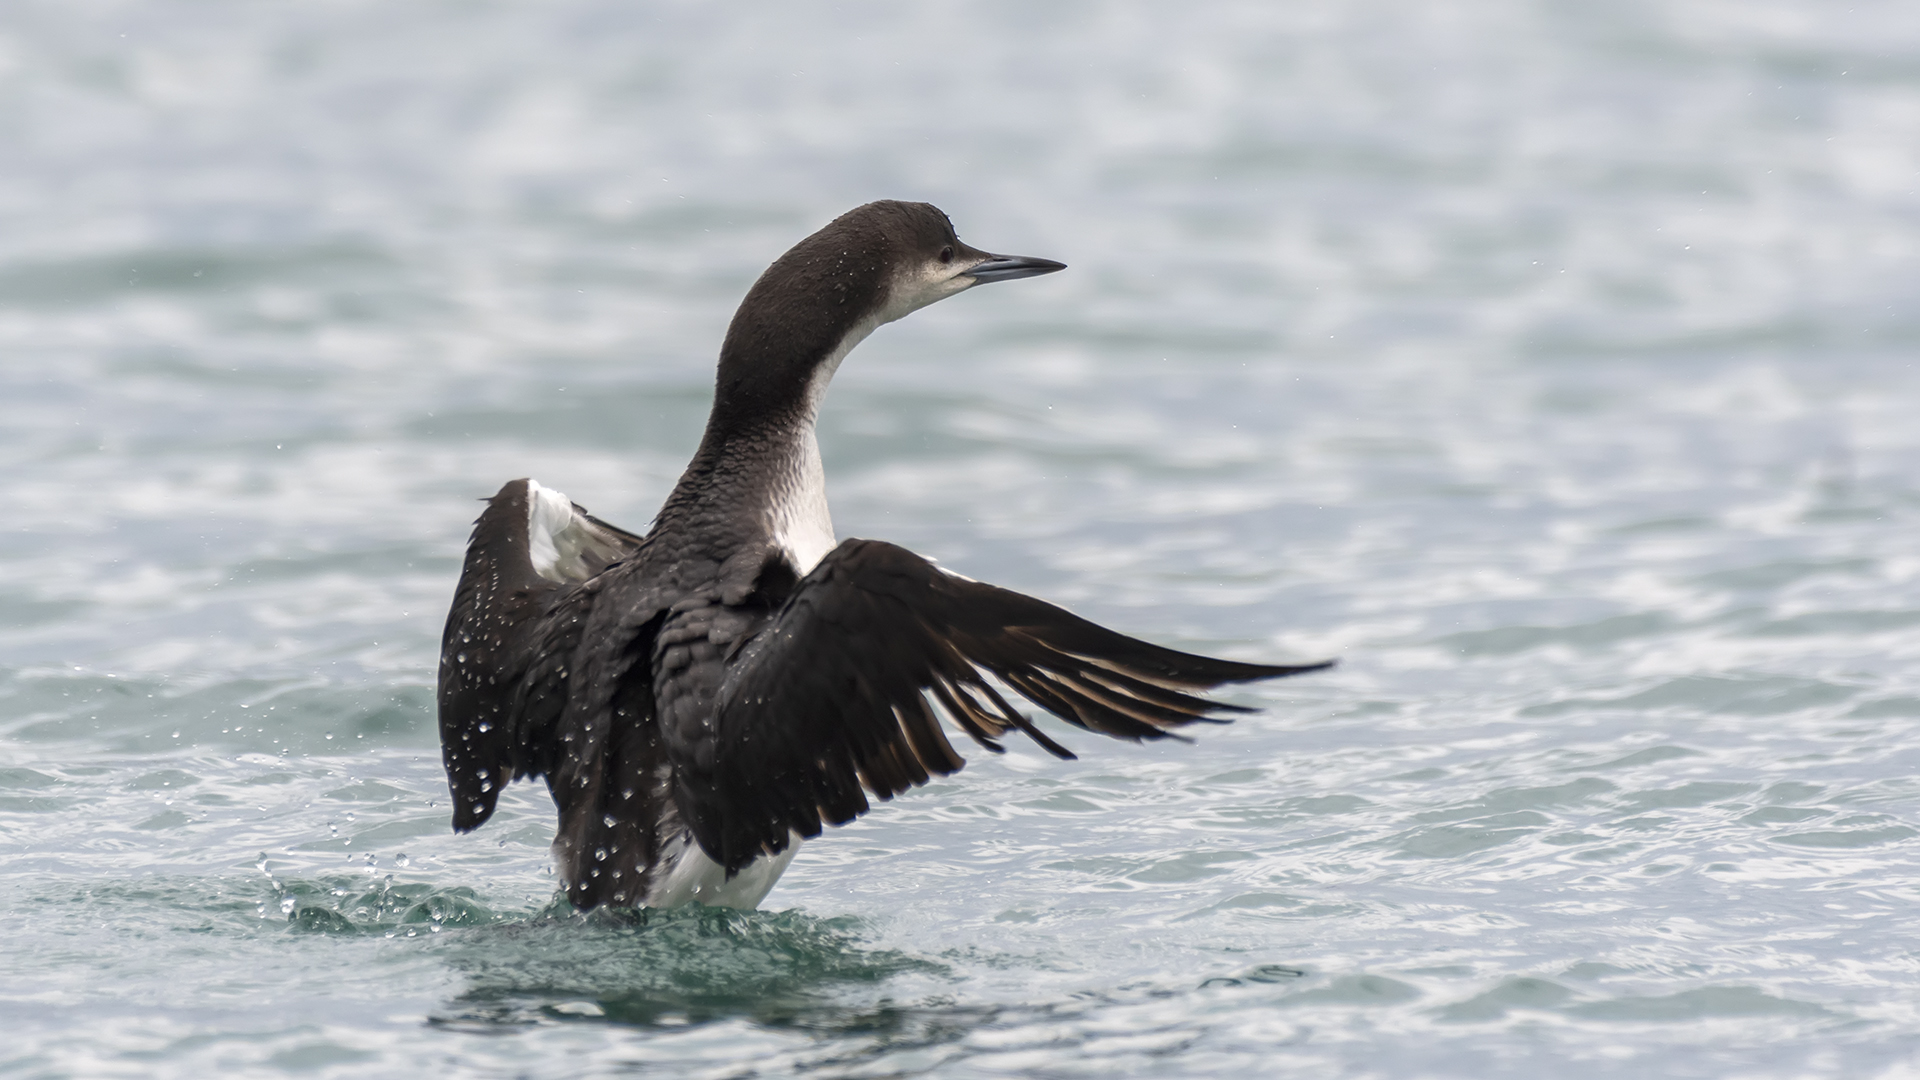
[643,833,802,909]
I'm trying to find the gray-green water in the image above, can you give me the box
[6,2,1920,1076]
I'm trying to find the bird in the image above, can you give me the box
[436,200,1331,911]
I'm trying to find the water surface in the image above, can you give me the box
[5,2,1920,1076]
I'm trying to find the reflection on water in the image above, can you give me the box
[436,906,946,1031]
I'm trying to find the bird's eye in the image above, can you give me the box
[939,245,954,264]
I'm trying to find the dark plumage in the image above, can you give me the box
[437,201,1331,910]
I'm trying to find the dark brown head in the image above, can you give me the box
[708,201,1064,434]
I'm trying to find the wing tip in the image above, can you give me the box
[450,801,495,833]
[1222,657,1337,683]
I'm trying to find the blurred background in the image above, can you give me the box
[4,2,1920,1077]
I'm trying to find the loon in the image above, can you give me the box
[437,200,1331,911]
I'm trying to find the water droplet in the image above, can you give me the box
[477,722,490,733]
[593,848,608,861]
[602,814,617,828]
[280,895,296,915]
[395,853,410,868]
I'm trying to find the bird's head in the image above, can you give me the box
[711,201,1065,429]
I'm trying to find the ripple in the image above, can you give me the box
[436,906,945,1029]
[1435,976,1575,1023]
[1566,986,1834,1023]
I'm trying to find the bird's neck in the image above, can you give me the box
[654,318,879,572]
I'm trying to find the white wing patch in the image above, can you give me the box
[525,479,632,584]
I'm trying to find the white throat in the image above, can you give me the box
[763,266,971,577]
[767,316,885,576]
[767,426,836,575]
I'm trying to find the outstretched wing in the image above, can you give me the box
[437,478,642,831]
[674,538,1332,872]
